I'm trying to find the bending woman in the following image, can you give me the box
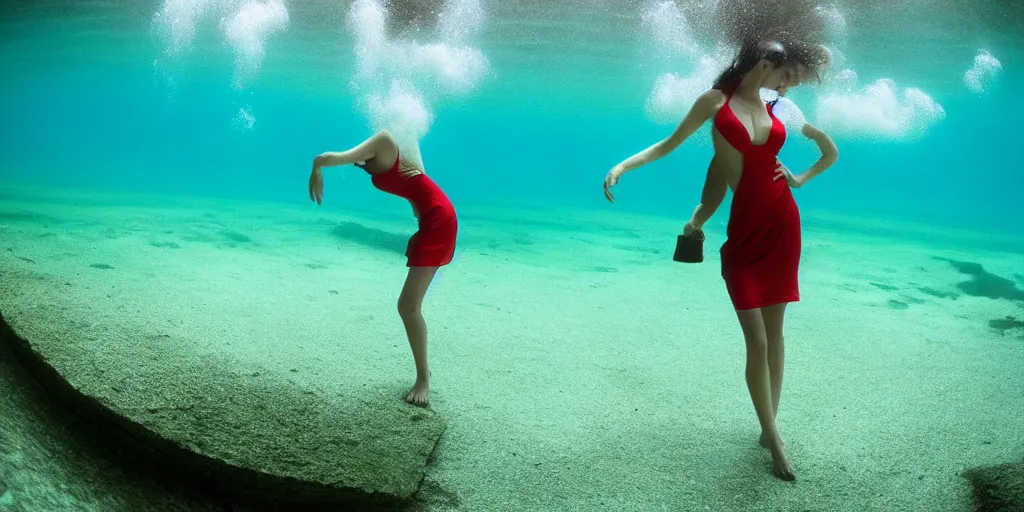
[309,130,458,407]
[603,40,837,480]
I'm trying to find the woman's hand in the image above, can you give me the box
[683,204,706,236]
[309,160,324,205]
[773,160,805,188]
[603,165,624,203]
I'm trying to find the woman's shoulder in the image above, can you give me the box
[695,88,729,114]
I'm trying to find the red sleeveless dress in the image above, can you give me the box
[714,86,802,310]
[368,154,458,267]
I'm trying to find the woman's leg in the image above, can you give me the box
[736,307,795,480]
[397,266,439,406]
[760,303,787,446]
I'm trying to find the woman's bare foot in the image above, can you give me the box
[404,380,430,407]
[760,431,785,448]
[767,442,796,481]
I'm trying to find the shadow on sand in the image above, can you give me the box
[331,222,409,255]
[939,258,1024,302]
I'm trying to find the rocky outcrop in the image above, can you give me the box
[964,458,1024,512]
[0,268,445,510]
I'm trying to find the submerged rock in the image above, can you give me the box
[989,316,1024,339]
[0,268,446,509]
[964,459,1024,512]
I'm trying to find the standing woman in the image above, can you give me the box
[309,129,458,407]
[602,39,837,480]
[683,88,827,237]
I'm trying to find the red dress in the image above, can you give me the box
[715,86,802,310]
[368,154,458,267]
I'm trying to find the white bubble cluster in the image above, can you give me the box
[231,106,257,131]
[152,0,289,129]
[366,80,435,168]
[346,0,490,168]
[152,0,213,56]
[815,72,945,139]
[439,0,484,44]
[645,46,732,124]
[641,0,729,124]
[638,1,946,141]
[641,0,704,63]
[964,49,1002,94]
[815,3,847,41]
[152,0,289,90]
[221,0,289,90]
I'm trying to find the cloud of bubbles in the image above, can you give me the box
[152,0,214,56]
[964,49,1001,94]
[231,106,257,131]
[638,0,945,141]
[152,0,290,128]
[815,71,945,140]
[642,1,733,126]
[221,0,289,90]
[365,80,435,160]
[345,0,489,168]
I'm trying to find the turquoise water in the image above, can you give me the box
[2,2,1024,510]
[1,0,1021,231]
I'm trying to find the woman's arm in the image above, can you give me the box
[309,130,396,204]
[617,90,723,174]
[314,130,394,169]
[687,157,728,231]
[794,123,838,185]
[604,89,724,202]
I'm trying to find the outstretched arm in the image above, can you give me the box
[617,90,723,173]
[308,130,396,204]
[314,130,394,169]
[685,157,728,232]
[604,89,724,202]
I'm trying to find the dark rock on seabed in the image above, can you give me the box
[0,268,445,510]
[964,458,1024,512]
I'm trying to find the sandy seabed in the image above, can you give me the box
[1,182,1022,511]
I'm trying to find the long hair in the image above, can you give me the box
[712,40,787,90]
[714,0,832,47]
[712,39,831,90]
[709,0,835,90]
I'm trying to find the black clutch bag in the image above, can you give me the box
[673,230,705,263]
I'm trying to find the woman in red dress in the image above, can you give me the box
[308,129,457,407]
[603,40,837,480]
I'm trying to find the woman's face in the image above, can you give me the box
[763,62,807,92]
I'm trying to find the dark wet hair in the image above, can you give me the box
[712,39,831,90]
[709,0,834,90]
[712,40,787,90]
[385,0,443,36]
[784,40,832,80]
